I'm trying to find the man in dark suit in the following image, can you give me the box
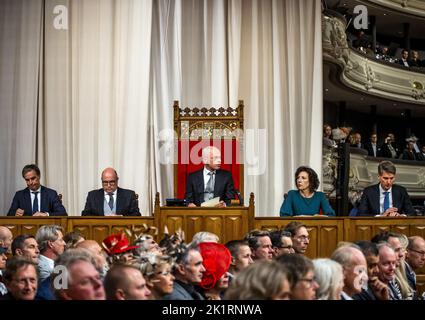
[185,146,235,208]
[379,133,399,158]
[7,164,67,216]
[357,161,414,217]
[81,167,140,216]
[363,133,380,157]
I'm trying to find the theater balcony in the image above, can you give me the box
[367,0,425,18]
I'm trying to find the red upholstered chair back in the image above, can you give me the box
[173,101,244,199]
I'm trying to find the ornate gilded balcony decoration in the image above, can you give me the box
[323,11,425,104]
[366,0,425,18]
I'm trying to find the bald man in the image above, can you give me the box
[0,226,13,254]
[81,167,140,216]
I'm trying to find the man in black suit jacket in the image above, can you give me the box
[363,133,380,157]
[185,146,235,207]
[7,164,67,217]
[81,167,140,216]
[357,160,414,216]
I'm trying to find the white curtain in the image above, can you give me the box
[0,0,323,217]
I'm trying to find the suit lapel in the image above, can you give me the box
[97,189,105,215]
[23,188,32,215]
[40,186,48,212]
[374,184,381,213]
[213,170,221,196]
[197,170,204,194]
[392,186,399,209]
[116,188,122,213]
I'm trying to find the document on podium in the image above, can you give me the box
[201,197,220,207]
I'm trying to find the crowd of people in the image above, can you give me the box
[1,222,424,300]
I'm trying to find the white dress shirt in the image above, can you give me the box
[30,187,42,213]
[379,185,393,214]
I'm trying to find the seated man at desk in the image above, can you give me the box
[357,161,414,217]
[185,146,235,208]
[7,164,67,216]
[81,167,140,216]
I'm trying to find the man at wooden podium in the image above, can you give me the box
[185,146,235,208]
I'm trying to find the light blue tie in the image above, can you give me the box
[383,191,390,212]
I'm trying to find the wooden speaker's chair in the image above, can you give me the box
[173,100,244,204]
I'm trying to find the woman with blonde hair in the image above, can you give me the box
[313,258,344,300]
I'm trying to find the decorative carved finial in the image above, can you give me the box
[249,192,255,206]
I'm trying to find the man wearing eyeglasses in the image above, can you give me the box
[405,236,425,294]
[81,167,140,216]
[270,230,295,257]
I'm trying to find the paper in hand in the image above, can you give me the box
[201,197,220,207]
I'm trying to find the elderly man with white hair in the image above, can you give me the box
[185,146,236,207]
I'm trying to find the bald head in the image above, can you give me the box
[76,240,106,272]
[407,236,425,270]
[0,226,13,252]
[202,146,221,171]
[101,167,119,193]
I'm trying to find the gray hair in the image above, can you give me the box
[36,225,63,253]
[190,232,219,246]
[313,258,343,300]
[330,245,362,268]
[201,146,220,163]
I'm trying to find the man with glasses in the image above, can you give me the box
[406,236,425,294]
[284,222,310,255]
[270,230,295,257]
[82,167,140,216]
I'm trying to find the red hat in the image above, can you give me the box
[102,233,138,255]
[199,242,231,290]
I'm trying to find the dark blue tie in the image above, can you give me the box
[383,191,390,212]
[32,191,39,214]
[108,193,114,210]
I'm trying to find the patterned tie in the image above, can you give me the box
[204,172,214,202]
[108,192,114,210]
[383,191,390,212]
[32,191,39,214]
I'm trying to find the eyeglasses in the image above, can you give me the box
[299,278,316,288]
[295,236,310,242]
[280,245,293,250]
[409,248,425,256]
[102,180,117,185]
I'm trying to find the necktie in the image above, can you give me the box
[383,191,390,212]
[108,193,114,210]
[204,172,214,202]
[32,191,39,214]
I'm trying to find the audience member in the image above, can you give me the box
[376,243,401,300]
[7,164,67,216]
[76,240,109,279]
[280,166,335,216]
[0,258,38,300]
[379,133,399,158]
[225,260,290,300]
[270,230,295,257]
[190,232,219,246]
[313,258,344,300]
[406,236,425,293]
[398,49,410,67]
[0,226,13,254]
[363,133,379,157]
[350,132,363,149]
[35,225,65,282]
[63,231,85,250]
[225,240,253,278]
[244,230,273,260]
[104,263,151,300]
[284,222,310,255]
[11,235,40,264]
[102,233,138,265]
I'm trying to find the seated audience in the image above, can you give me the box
[379,133,399,158]
[63,231,85,250]
[185,146,235,208]
[0,226,13,253]
[409,50,422,67]
[350,132,363,149]
[284,222,310,255]
[53,249,105,300]
[363,133,380,157]
[398,49,410,67]
[357,161,414,216]
[104,263,151,300]
[244,230,273,261]
[376,243,401,300]
[224,260,290,300]
[270,229,295,257]
[0,247,8,295]
[277,254,318,300]
[312,258,344,300]
[163,246,205,300]
[7,164,67,217]
[280,166,335,216]
[35,225,65,283]
[76,240,109,279]
[82,167,140,216]
[11,235,40,264]
[401,141,419,161]
[102,233,138,265]
[323,124,336,148]
[406,236,425,295]
[0,258,38,300]
[190,231,219,246]
[225,240,253,278]
[331,244,368,300]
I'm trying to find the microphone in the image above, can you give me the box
[235,189,244,206]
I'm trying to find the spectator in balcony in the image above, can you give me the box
[352,30,371,53]
[323,124,336,148]
[408,51,422,68]
[401,141,418,161]
[407,135,423,160]
[357,161,414,217]
[280,166,335,216]
[376,46,394,63]
[420,145,425,161]
[350,132,363,149]
[398,49,410,68]
[364,133,380,157]
[379,133,399,158]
